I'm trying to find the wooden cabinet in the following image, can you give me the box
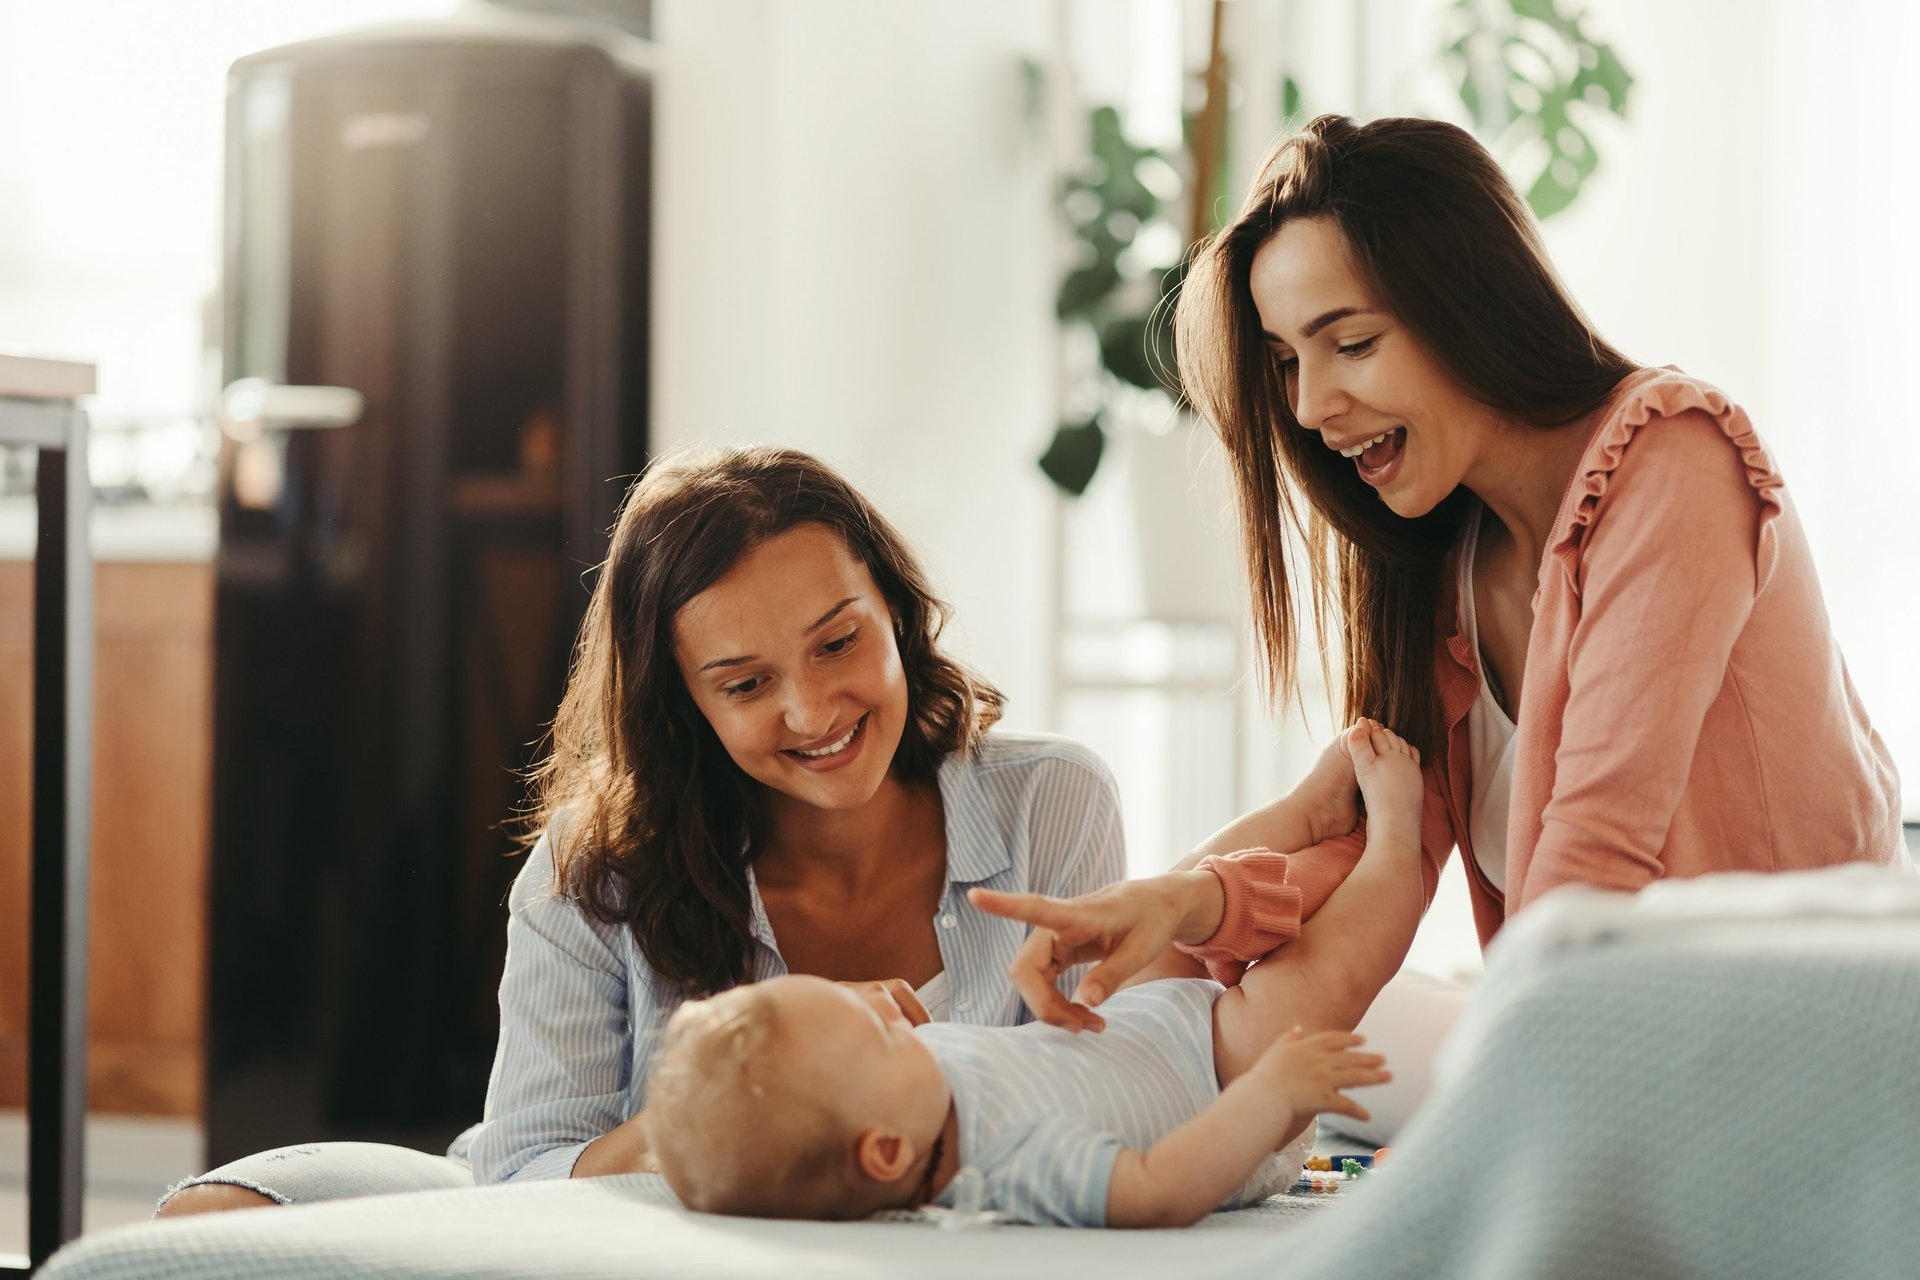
[1,559,212,1118]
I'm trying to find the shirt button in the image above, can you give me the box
[957,999,972,1013]
[941,913,958,929]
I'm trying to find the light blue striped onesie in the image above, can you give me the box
[922,978,1312,1227]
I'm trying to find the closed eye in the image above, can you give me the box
[1337,336,1377,358]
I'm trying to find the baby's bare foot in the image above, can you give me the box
[1345,719,1422,849]
[1292,729,1362,845]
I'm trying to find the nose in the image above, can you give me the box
[781,671,837,740]
[1291,359,1348,434]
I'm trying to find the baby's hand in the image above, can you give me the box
[1290,729,1362,846]
[1254,1026,1390,1129]
[837,979,931,1027]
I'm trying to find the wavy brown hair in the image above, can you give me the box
[524,447,1004,996]
[1174,114,1636,758]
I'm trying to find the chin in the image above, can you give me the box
[1378,482,1445,521]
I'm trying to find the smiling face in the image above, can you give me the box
[672,522,911,816]
[1249,216,1506,519]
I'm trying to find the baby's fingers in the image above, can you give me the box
[1318,1093,1374,1125]
[1338,1066,1393,1090]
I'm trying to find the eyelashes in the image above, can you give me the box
[718,629,860,700]
[1273,334,1380,371]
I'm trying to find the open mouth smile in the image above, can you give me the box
[784,713,870,770]
[1328,426,1407,488]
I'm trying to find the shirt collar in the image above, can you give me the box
[936,746,1012,885]
[740,747,1013,955]
[741,857,778,951]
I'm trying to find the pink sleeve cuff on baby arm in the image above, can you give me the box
[1174,848,1304,987]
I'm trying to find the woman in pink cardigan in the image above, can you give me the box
[976,115,1905,1079]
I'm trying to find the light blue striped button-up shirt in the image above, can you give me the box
[467,732,1125,1185]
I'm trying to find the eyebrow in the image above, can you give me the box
[1262,306,1381,345]
[697,596,861,673]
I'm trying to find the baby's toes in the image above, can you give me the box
[1372,726,1416,761]
[1347,725,1379,768]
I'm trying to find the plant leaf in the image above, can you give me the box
[1038,417,1107,496]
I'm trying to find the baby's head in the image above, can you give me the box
[645,975,946,1219]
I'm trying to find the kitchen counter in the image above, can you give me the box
[0,498,216,562]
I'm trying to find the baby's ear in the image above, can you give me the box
[853,1129,915,1183]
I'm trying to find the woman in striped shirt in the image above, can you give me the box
[158,446,1125,1213]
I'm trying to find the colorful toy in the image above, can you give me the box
[1290,1148,1387,1194]
[1303,1151,1381,1172]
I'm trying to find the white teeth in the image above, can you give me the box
[1337,428,1400,459]
[795,720,861,758]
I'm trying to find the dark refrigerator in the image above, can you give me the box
[208,9,652,1162]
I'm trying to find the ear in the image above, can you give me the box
[852,1128,917,1184]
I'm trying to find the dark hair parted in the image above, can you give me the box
[524,447,1004,996]
[1174,114,1637,758]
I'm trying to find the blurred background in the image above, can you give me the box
[2,0,1916,1253]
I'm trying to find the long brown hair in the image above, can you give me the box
[1174,114,1636,757]
[524,446,1004,996]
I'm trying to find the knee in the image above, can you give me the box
[155,1182,282,1219]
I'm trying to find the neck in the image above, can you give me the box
[754,771,940,891]
[1466,404,1608,573]
[911,1101,961,1207]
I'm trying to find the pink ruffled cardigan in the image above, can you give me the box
[1188,367,1905,978]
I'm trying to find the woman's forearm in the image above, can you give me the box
[1183,792,1326,870]
[571,1111,654,1178]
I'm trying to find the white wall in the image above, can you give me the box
[1759,1,1920,818]
[1539,0,1777,407]
[651,0,1063,727]
[1539,0,1920,818]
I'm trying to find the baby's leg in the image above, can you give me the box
[1211,721,1424,1087]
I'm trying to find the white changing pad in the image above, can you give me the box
[41,1172,1339,1280]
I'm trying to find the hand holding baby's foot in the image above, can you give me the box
[1344,719,1422,847]
[1291,731,1362,846]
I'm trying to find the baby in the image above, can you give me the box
[645,720,1425,1228]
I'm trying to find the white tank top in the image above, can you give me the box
[1458,512,1518,894]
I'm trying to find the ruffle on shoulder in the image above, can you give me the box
[1547,367,1786,589]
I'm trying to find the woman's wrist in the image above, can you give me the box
[1173,850,1304,984]
[1168,868,1227,946]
